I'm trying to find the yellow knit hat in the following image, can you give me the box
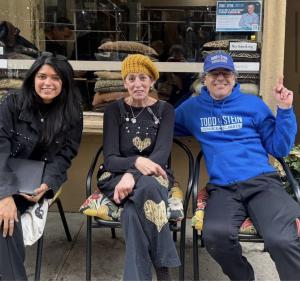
[121,54,159,81]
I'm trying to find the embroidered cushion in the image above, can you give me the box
[167,181,184,222]
[79,182,185,222]
[98,41,158,57]
[191,187,258,235]
[79,190,122,221]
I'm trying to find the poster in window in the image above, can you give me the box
[216,1,262,32]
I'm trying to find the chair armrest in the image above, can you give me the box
[86,146,103,198]
[276,157,300,204]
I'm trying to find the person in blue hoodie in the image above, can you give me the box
[175,51,300,281]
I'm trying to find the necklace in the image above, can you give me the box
[129,104,146,124]
[38,110,49,123]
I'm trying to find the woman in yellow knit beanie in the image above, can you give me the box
[98,54,180,280]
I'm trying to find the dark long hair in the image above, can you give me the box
[20,53,82,145]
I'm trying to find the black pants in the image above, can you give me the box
[116,175,180,280]
[0,216,27,281]
[202,173,300,281]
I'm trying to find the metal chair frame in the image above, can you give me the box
[191,150,300,280]
[85,138,194,281]
[34,197,72,281]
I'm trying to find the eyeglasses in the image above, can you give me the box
[206,71,235,78]
[39,51,67,61]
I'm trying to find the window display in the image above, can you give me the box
[0,0,262,115]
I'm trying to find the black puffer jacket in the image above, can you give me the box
[0,92,83,199]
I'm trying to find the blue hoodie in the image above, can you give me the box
[175,84,297,185]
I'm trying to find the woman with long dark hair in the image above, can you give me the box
[0,53,83,280]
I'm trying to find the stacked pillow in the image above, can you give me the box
[96,41,158,61]
[201,39,261,62]
[92,71,127,112]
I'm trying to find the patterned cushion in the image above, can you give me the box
[79,182,184,222]
[94,71,122,80]
[202,39,261,51]
[202,50,260,61]
[92,92,128,106]
[0,78,23,89]
[238,73,260,84]
[79,190,122,221]
[191,187,258,235]
[98,41,158,57]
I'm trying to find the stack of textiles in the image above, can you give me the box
[201,39,261,62]
[96,41,158,61]
[93,71,127,112]
[0,76,23,100]
[92,71,158,112]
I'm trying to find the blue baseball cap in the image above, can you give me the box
[204,52,235,72]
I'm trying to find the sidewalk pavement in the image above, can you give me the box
[24,212,279,281]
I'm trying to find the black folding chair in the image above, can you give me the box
[85,138,194,280]
[191,150,300,280]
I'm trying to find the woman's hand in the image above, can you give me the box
[20,183,49,203]
[0,196,18,237]
[273,76,293,109]
[113,173,135,204]
[135,156,167,179]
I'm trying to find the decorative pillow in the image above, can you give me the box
[0,69,27,79]
[94,79,124,90]
[191,187,258,235]
[92,92,128,106]
[98,41,158,57]
[167,181,184,222]
[0,78,23,89]
[79,182,185,222]
[238,73,260,84]
[202,39,261,51]
[94,71,122,80]
[79,190,122,221]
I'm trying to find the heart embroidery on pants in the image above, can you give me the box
[144,200,168,232]
[132,136,151,152]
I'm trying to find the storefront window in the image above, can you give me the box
[0,0,262,113]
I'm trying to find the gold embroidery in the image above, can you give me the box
[144,200,168,232]
[132,136,151,152]
[153,175,169,188]
[98,171,112,181]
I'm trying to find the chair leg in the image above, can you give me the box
[173,230,177,242]
[56,198,72,241]
[86,216,92,281]
[179,218,186,281]
[111,228,116,239]
[193,229,200,280]
[35,235,44,281]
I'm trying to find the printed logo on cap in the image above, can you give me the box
[210,54,228,64]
